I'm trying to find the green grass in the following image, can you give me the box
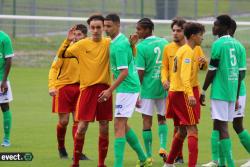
[0,67,249,167]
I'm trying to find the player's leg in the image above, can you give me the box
[233,95,250,153]
[57,113,70,158]
[156,99,168,160]
[186,125,198,167]
[1,103,12,147]
[173,126,185,164]
[136,99,154,160]
[72,121,89,167]
[98,120,109,167]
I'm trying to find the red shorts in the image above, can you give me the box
[75,84,113,122]
[166,86,200,126]
[52,84,80,113]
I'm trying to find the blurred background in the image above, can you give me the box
[0,0,250,67]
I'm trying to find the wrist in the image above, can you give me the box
[201,89,206,95]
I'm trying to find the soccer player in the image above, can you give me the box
[200,15,246,167]
[161,18,207,164]
[48,24,89,160]
[0,31,14,147]
[57,14,112,167]
[135,18,169,162]
[163,22,205,167]
[202,18,249,167]
[101,13,151,167]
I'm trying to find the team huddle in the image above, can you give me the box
[48,13,249,167]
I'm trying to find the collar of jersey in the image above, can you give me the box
[145,35,156,40]
[219,35,231,38]
[111,33,122,43]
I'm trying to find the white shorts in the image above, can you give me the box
[211,99,235,122]
[136,98,166,116]
[233,95,246,118]
[0,81,13,103]
[115,93,139,118]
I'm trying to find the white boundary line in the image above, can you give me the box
[1,14,250,25]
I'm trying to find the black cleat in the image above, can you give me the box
[59,148,68,159]
[79,153,90,160]
[174,156,184,164]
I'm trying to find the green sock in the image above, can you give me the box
[211,130,219,162]
[3,110,12,140]
[220,138,235,167]
[158,124,168,150]
[142,130,152,158]
[238,129,250,153]
[126,128,147,162]
[114,137,126,167]
[218,141,226,166]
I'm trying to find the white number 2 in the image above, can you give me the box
[154,47,162,64]
[230,48,237,66]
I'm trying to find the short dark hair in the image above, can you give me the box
[229,19,237,36]
[137,18,154,31]
[184,22,205,39]
[75,24,88,35]
[87,14,104,25]
[216,14,232,29]
[171,17,186,29]
[105,13,120,23]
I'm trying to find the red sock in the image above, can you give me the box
[72,122,78,140]
[57,123,67,149]
[73,133,84,166]
[166,133,184,164]
[98,135,109,167]
[173,127,183,158]
[188,134,198,167]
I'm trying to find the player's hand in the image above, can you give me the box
[200,94,206,106]
[129,33,139,46]
[0,81,8,94]
[49,89,57,96]
[67,26,76,41]
[162,80,170,90]
[188,96,196,107]
[198,57,206,69]
[98,89,112,103]
[235,100,239,111]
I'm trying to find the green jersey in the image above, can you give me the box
[136,36,168,99]
[110,33,140,93]
[209,35,246,101]
[0,31,14,81]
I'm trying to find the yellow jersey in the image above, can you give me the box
[169,44,207,97]
[57,38,111,90]
[48,54,80,90]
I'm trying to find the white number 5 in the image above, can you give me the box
[230,48,237,66]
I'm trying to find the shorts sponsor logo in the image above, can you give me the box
[116,105,123,109]
[184,58,191,64]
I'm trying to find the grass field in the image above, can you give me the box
[0,67,249,167]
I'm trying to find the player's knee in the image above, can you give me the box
[77,122,89,135]
[99,121,109,136]
[1,103,9,112]
[59,119,69,127]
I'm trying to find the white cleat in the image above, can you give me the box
[162,163,176,167]
[240,160,250,167]
[202,161,218,167]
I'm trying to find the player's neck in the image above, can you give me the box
[175,40,185,46]
[186,40,196,49]
[111,32,120,40]
[144,34,152,39]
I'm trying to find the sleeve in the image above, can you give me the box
[161,45,169,83]
[209,42,220,70]
[180,51,193,97]
[3,34,14,58]
[48,56,63,90]
[57,39,82,58]
[135,44,145,70]
[115,44,129,70]
[238,43,247,71]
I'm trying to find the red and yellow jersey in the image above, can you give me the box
[170,44,207,97]
[161,42,181,83]
[57,37,111,90]
[48,54,80,90]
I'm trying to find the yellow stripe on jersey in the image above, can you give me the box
[57,38,111,90]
